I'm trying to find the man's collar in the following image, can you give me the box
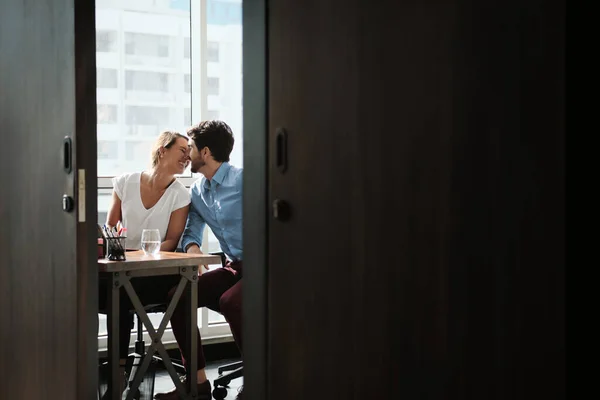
[203,162,230,188]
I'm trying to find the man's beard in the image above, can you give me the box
[191,159,205,173]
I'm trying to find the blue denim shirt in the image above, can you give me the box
[182,162,243,261]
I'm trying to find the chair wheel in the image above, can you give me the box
[213,386,228,399]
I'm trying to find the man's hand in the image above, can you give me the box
[185,244,209,271]
[185,243,201,254]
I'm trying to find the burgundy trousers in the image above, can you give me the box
[168,260,242,370]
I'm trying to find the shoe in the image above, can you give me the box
[236,386,244,399]
[153,377,212,400]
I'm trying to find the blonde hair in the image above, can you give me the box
[150,131,188,167]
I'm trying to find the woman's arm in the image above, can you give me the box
[106,190,122,228]
[161,205,190,252]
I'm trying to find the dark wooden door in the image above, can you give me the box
[261,0,565,399]
[0,1,98,399]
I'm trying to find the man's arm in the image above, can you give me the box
[182,201,210,270]
[181,199,206,250]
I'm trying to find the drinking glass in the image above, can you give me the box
[141,229,160,256]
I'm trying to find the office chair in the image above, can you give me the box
[206,252,243,400]
[212,360,243,399]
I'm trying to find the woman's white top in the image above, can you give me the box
[112,172,191,249]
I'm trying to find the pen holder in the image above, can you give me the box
[105,237,127,261]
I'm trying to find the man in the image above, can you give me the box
[154,120,243,400]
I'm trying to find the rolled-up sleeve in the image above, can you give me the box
[181,188,206,251]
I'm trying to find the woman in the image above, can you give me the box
[98,131,191,395]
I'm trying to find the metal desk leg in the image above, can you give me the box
[107,272,121,400]
[185,266,198,398]
[124,276,188,399]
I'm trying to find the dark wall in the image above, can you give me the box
[255,0,565,399]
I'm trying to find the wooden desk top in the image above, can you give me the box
[98,251,222,273]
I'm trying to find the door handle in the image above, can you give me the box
[272,199,291,221]
[63,136,72,174]
[62,136,74,213]
[62,194,74,212]
[275,128,288,173]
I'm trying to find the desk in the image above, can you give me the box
[99,251,221,400]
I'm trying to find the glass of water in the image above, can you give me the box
[141,229,161,256]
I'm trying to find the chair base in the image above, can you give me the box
[213,362,243,400]
[214,360,243,389]
[217,360,243,375]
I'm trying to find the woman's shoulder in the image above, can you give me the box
[170,179,191,197]
[112,172,141,198]
[114,171,141,184]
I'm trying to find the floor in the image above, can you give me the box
[99,358,243,400]
[153,359,243,400]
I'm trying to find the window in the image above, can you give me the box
[207,77,219,96]
[125,141,152,162]
[206,0,243,168]
[207,0,242,25]
[97,190,112,226]
[97,104,118,124]
[96,30,117,52]
[184,74,191,93]
[206,110,219,120]
[96,0,243,346]
[126,105,170,126]
[184,37,191,59]
[98,141,118,159]
[125,32,170,58]
[97,68,118,89]
[125,70,170,92]
[207,41,219,62]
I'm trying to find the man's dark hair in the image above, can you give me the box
[187,120,235,162]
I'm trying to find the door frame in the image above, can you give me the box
[75,1,99,399]
[242,0,269,398]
